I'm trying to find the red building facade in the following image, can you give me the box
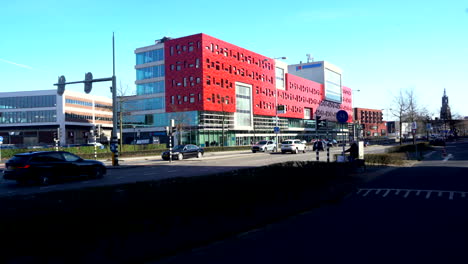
[127,33,355,146]
[164,33,353,121]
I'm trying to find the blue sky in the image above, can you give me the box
[1,0,467,119]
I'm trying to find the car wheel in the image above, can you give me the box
[303,148,306,153]
[294,148,299,154]
[197,152,203,158]
[91,166,105,178]
[281,151,286,154]
[252,150,256,153]
[38,173,51,186]
[178,153,183,160]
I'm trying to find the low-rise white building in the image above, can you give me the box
[0,89,112,147]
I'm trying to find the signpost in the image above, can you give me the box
[0,136,3,163]
[336,110,349,162]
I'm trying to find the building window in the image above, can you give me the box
[275,67,285,89]
[304,108,311,119]
[235,83,252,128]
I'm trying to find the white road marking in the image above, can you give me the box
[443,154,453,162]
[438,191,443,197]
[39,186,55,190]
[375,189,381,194]
[449,192,454,200]
[425,191,432,199]
[382,189,391,197]
[404,191,411,198]
[362,189,372,197]
[416,190,421,196]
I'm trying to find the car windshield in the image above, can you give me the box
[282,141,293,144]
[257,141,268,145]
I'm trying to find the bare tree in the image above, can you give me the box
[117,82,136,151]
[405,89,419,144]
[391,89,410,145]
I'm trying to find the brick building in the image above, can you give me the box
[353,107,386,138]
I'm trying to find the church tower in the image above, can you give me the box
[440,88,452,121]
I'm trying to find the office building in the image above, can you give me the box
[121,33,354,146]
[0,89,112,147]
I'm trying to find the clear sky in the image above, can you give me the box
[1,0,467,120]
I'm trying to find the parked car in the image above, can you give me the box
[161,144,204,160]
[252,140,277,153]
[313,141,325,151]
[429,138,446,146]
[281,139,306,154]
[3,151,106,185]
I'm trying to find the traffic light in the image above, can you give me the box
[84,72,93,94]
[53,131,57,139]
[57,75,66,95]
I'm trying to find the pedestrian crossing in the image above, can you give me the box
[355,188,468,201]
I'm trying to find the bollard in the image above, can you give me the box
[316,149,319,161]
[327,147,330,162]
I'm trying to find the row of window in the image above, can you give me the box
[66,98,93,107]
[0,95,56,109]
[288,82,322,95]
[205,76,232,89]
[169,41,202,56]
[65,113,93,122]
[123,111,199,127]
[169,59,200,71]
[205,58,274,84]
[0,110,57,124]
[205,94,231,105]
[171,76,202,88]
[171,94,201,104]
[205,43,273,70]
[137,81,165,95]
[136,65,165,81]
[95,103,112,111]
[136,49,164,65]
[278,90,320,105]
[123,97,165,111]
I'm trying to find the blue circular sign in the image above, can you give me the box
[336,110,349,123]
[0,136,3,143]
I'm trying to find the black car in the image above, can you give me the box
[3,151,106,185]
[162,144,204,160]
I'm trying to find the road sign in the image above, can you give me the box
[0,136,3,144]
[411,121,417,130]
[274,126,280,134]
[336,110,348,123]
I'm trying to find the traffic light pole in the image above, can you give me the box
[53,33,119,166]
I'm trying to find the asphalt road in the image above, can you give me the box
[0,144,392,197]
[153,139,468,264]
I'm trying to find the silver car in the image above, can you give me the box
[252,140,277,153]
[281,139,306,154]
